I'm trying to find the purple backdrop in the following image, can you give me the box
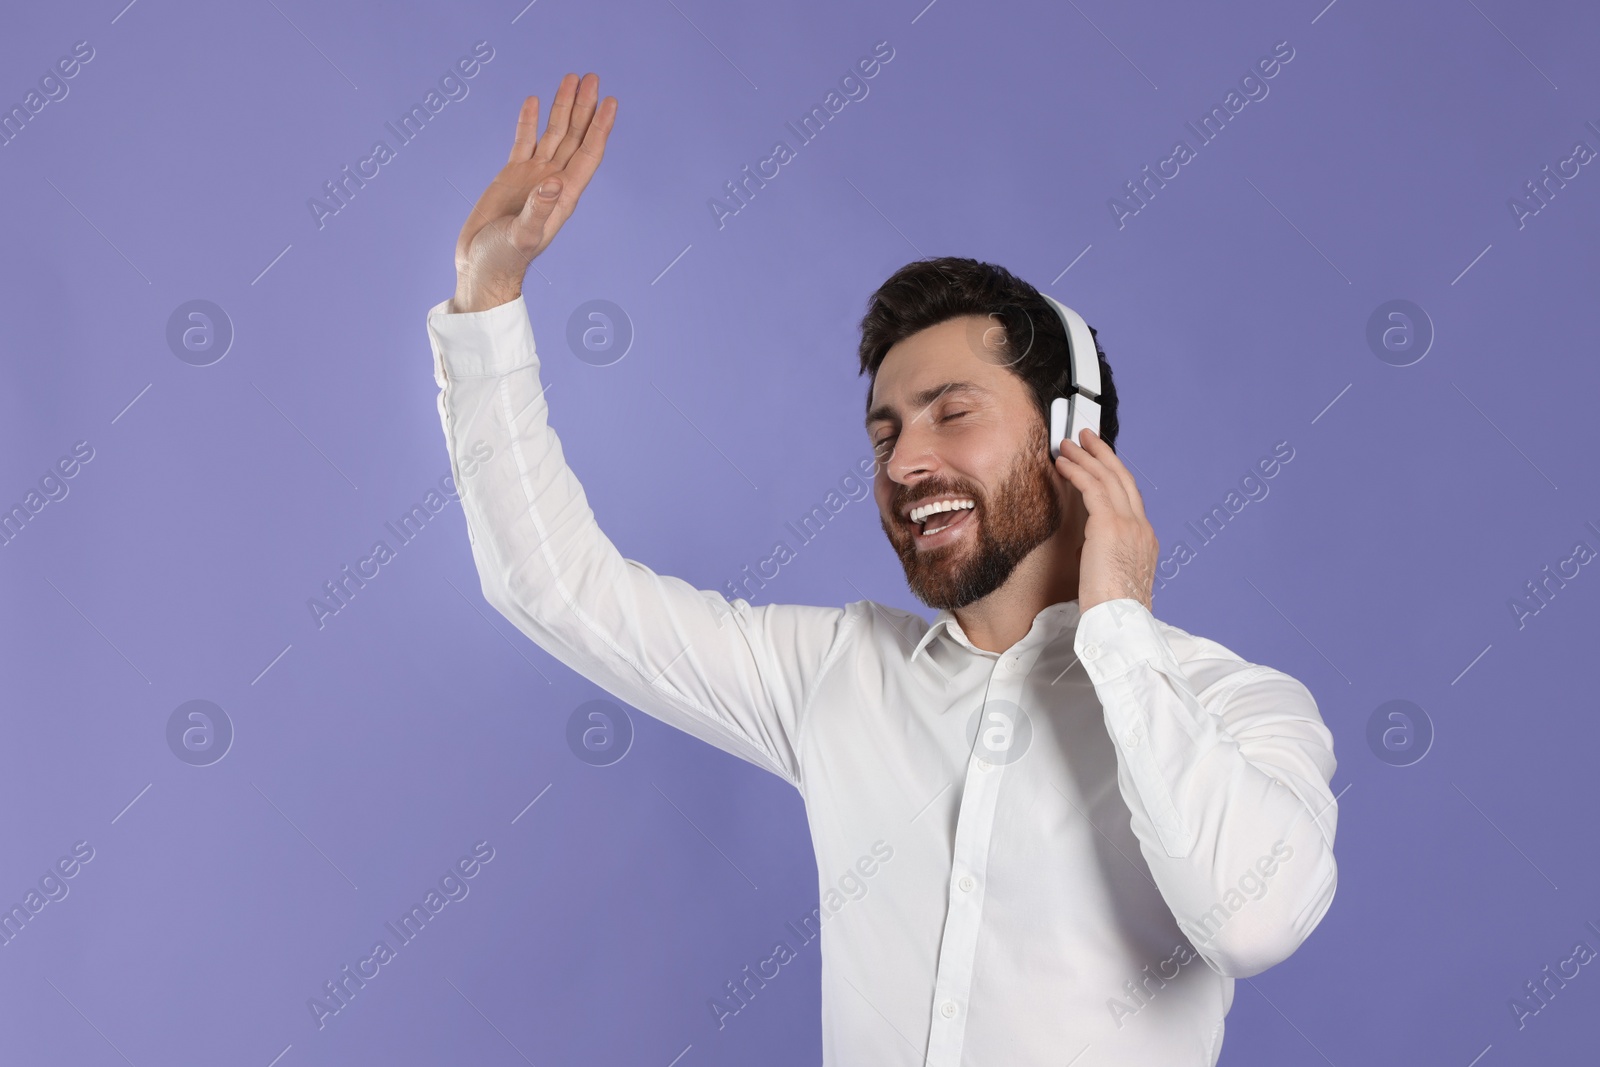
[2,0,1597,1063]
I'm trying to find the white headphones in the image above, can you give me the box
[1041,294,1103,460]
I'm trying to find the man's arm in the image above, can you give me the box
[1054,432,1336,978]
[1074,599,1338,979]
[432,75,854,786]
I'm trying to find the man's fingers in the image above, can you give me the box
[552,95,616,200]
[1054,452,1118,518]
[1080,430,1146,520]
[516,93,615,252]
[507,95,541,164]
[533,73,580,164]
[1065,432,1137,514]
[1058,435,1135,517]
[548,73,601,171]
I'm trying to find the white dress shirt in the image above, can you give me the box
[427,295,1339,1067]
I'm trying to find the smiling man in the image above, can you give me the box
[865,306,1096,644]
[429,73,1339,1067]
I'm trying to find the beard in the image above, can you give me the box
[881,426,1063,611]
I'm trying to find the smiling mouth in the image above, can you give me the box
[912,505,976,547]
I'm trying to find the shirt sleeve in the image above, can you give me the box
[1073,598,1339,979]
[428,295,854,789]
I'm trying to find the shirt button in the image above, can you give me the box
[1003,655,1023,674]
[1123,725,1145,748]
[959,875,975,892]
[940,1000,958,1018]
[1081,642,1101,661]
[976,757,993,771]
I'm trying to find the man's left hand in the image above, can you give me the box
[1054,428,1159,615]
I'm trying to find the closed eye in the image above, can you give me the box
[873,411,969,450]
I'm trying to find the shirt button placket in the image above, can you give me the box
[922,649,1035,1066]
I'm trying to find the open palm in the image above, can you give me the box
[452,72,617,312]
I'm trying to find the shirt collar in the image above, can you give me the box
[910,599,1083,662]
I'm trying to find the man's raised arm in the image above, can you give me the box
[431,74,854,786]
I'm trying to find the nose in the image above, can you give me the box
[880,419,942,485]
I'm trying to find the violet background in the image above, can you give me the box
[1,0,1597,1063]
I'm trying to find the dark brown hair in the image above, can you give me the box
[857,256,1119,456]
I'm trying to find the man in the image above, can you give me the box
[428,72,1338,1066]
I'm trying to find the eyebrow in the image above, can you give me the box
[865,381,991,429]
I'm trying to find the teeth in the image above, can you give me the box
[909,498,976,524]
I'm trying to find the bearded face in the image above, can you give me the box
[879,420,1062,610]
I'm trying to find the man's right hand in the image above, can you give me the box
[450,72,618,314]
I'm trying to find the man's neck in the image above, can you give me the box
[952,530,1082,654]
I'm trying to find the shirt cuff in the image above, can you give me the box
[1073,598,1185,686]
[426,294,537,386]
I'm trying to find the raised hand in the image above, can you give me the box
[1054,428,1159,614]
[450,72,618,313]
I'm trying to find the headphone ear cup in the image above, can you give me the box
[1076,397,1102,444]
[1053,396,1104,458]
[1049,396,1070,459]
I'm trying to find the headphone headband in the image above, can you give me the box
[1040,294,1102,401]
